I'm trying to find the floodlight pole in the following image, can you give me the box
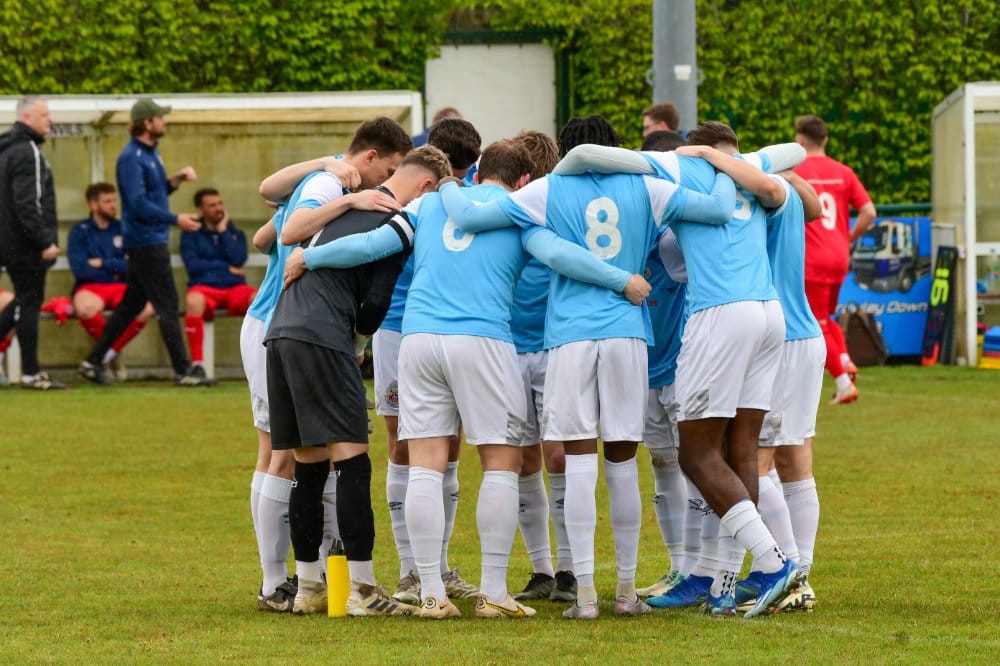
[652,0,698,132]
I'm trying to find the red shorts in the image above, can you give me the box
[188,284,257,318]
[76,283,128,310]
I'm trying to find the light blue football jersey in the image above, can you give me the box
[247,168,347,324]
[510,258,549,353]
[656,152,778,314]
[402,184,527,341]
[378,255,412,333]
[248,170,347,328]
[500,172,698,348]
[645,250,687,389]
[766,179,822,341]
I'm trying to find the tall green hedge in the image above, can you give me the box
[2,0,998,202]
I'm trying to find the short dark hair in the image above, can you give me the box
[641,130,686,152]
[428,118,481,171]
[642,102,680,131]
[795,115,828,146]
[193,187,220,208]
[557,115,622,157]
[85,182,116,202]
[511,130,559,181]
[399,145,453,182]
[477,140,534,190]
[685,121,740,151]
[347,116,413,157]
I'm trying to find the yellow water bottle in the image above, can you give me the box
[327,538,350,617]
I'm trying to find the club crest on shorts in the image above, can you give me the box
[385,381,399,407]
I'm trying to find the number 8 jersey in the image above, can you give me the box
[499,171,733,350]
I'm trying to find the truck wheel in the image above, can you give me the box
[900,273,913,293]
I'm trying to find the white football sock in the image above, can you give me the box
[386,461,414,578]
[440,460,460,572]
[348,560,376,592]
[296,559,322,585]
[250,470,265,547]
[405,466,445,600]
[649,446,687,572]
[757,475,799,565]
[319,471,339,578]
[564,454,599,586]
[690,509,723,579]
[477,470,519,601]
[768,467,782,494]
[840,352,852,368]
[834,373,852,393]
[720,499,785,574]
[784,478,820,578]
[548,473,573,572]
[517,471,554,576]
[682,479,706,576]
[102,348,117,364]
[258,474,292,596]
[605,456,641,584]
[710,527,746,597]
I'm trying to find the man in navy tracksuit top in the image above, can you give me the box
[79,97,212,386]
[67,182,154,376]
[181,187,256,375]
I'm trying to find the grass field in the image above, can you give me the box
[2,365,998,664]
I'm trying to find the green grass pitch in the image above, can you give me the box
[1,365,998,664]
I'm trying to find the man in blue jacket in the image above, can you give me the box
[181,188,255,377]
[79,98,212,386]
[68,182,154,379]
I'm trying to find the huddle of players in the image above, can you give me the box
[246,112,825,620]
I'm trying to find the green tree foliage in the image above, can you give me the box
[0,0,452,94]
[2,1,997,202]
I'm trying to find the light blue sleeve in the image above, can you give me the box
[552,145,655,176]
[522,227,631,292]
[675,172,737,226]
[303,225,404,270]
[439,182,515,232]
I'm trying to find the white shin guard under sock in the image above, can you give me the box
[690,509,723,580]
[548,473,573,572]
[604,456,641,584]
[783,477,819,577]
[682,479,708,576]
[405,466,445,600]
[251,470,265,546]
[477,470,519,601]
[441,460,460,572]
[757,475,799,566]
[386,461,413,578]
[649,447,687,572]
[258,474,293,596]
[518,471,554,576]
[563,454,599,586]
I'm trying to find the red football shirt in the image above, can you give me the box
[794,155,872,284]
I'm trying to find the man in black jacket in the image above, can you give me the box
[0,95,64,390]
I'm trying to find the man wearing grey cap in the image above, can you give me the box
[79,97,213,386]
